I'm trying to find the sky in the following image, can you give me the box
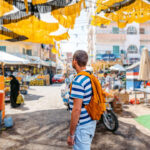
[60,10,89,53]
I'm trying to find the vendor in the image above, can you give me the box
[9,75,20,108]
[103,73,113,91]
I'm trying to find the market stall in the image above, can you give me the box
[0,51,30,101]
[29,74,50,86]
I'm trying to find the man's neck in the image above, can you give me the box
[76,67,86,74]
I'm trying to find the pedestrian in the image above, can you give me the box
[25,72,30,88]
[67,50,96,150]
[50,71,54,84]
[103,72,113,91]
[9,75,21,108]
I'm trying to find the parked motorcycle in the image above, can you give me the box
[101,98,119,132]
[61,89,119,132]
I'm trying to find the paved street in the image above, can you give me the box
[0,85,150,150]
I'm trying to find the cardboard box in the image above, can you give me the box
[118,92,129,104]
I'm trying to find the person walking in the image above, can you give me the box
[67,50,96,150]
[9,75,20,108]
[103,72,113,91]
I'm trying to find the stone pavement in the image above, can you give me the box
[0,85,150,150]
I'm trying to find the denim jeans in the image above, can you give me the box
[74,121,97,150]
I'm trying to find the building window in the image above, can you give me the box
[0,46,6,52]
[121,49,126,54]
[113,46,120,56]
[26,49,32,56]
[140,28,145,34]
[127,45,138,54]
[23,48,26,54]
[127,26,137,34]
[112,27,119,34]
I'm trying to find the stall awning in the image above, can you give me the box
[110,64,126,72]
[0,51,29,64]
[46,60,56,67]
[28,56,49,66]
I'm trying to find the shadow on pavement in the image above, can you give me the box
[93,121,150,150]
[0,109,71,150]
[24,94,44,101]
[0,109,150,150]
[119,110,137,118]
[13,105,29,111]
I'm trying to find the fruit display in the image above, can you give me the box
[29,75,50,86]
[30,79,44,86]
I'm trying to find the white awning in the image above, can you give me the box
[110,64,126,72]
[0,51,29,65]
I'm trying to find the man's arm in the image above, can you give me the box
[70,98,82,136]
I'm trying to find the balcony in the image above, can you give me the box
[140,34,150,42]
[96,33,126,42]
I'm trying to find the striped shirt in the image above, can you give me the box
[69,73,94,126]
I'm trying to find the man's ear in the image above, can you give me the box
[73,59,77,65]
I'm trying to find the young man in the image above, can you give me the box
[103,72,113,90]
[67,50,96,150]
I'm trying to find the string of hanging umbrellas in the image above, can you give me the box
[91,0,150,28]
[0,0,86,45]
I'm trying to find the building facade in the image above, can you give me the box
[89,21,150,64]
[0,41,41,56]
[87,0,96,64]
[0,41,56,62]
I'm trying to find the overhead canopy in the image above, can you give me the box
[110,64,126,71]
[28,56,50,66]
[0,51,29,64]
[12,53,54,67]
[0,0,85,44]
[92,0,150,28]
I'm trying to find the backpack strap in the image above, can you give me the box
[70,71,91,92]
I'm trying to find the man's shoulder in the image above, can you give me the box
[73,75,91,87]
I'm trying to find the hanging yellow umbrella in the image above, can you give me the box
[92,0,150,28]
[51,0,86,29]
[4,16,59,44]
[0,0,85,44]
[0,0,13,17]
[0,34,11,40]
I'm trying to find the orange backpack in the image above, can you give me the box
[70,71,106,120]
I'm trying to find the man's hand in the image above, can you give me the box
[67,98,82,146]
[67,136,74,146]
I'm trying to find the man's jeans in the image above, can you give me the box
[74,121,97,150]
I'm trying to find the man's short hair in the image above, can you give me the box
[73,50,88,67]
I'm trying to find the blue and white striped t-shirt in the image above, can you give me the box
[69,73,94,126]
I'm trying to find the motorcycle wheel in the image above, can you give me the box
[102,110,119,132]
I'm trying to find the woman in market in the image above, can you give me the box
[9,75,21,108]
